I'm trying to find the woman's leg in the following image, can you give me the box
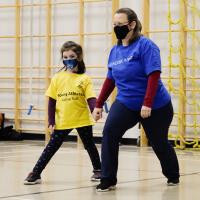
[100,100,139,184]
[141,101,179,181]
[76,126,101,171]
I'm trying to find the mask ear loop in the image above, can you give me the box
[129,21,137,31]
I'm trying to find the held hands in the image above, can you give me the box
[140,105,152,118]
[92,107,103,122]
[48,125,55,135]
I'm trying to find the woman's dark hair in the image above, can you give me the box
[60,41,86,74]
[115,8,142,45]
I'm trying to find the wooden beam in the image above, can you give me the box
[45,0,52,142]
[15,0,20,131]
[79,0,84,46]
[110,0,119,104]
[140,0,150,147]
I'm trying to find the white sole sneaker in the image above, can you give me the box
[96,185,116,192]
[24,179,42,185]
[91,178,101,182]
[167,182,179,186]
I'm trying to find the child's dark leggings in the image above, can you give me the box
[32,126,101,174]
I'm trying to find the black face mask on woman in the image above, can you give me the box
[114,24,130,39]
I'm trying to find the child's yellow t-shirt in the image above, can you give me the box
[45,71,96,129]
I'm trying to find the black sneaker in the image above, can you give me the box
[96,179,116,192]
[24,172,41,185]
[91,170,101,182]
[167,178,179,186]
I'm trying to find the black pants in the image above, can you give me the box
[101,100,179,184]
[32,126,101,175]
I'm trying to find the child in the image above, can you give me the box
[24,41,101,185]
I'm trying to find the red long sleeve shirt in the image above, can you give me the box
[96,71,160,109]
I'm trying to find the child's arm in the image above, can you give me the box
[87,97,96,113]
[48,97,56,126]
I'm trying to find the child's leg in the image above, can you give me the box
[76,126,101,171]
[32,129,72,175]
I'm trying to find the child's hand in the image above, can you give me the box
[92,108,103,122]
[48,125,55,134]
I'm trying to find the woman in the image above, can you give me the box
[24,41,101,185]
[93,8,180,192]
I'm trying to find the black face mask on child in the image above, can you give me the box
[114,24,130,40]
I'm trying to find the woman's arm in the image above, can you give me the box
[143,71,160,108]
[140,71,160,118]
[95,78,115,108]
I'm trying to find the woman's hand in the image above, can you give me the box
[48,125,55,135]
[92,108,103,122]
[140,106,152,118]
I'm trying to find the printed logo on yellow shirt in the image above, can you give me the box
[58,91,84,101]
[77,80,84,89]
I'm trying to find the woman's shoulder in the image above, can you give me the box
[139,36,159,49]
[110,45,117,53]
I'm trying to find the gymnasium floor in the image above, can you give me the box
[0,140,200,200]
